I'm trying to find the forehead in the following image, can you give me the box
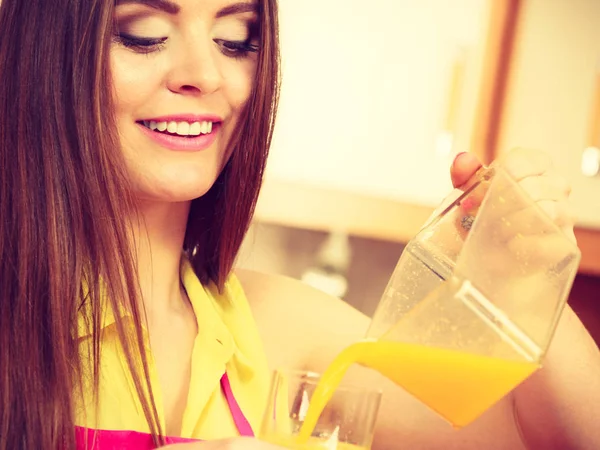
[114,0,260,17]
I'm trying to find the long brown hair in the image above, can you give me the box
[186,0,280,287]
[0,0,280,449]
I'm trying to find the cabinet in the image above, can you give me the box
[498,0,600,274]
[267,0,491,205]
[256,0,507,233]
[252,0,600,275]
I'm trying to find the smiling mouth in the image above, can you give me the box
[138,120,217,137]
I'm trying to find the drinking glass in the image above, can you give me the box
[259,370,382,450]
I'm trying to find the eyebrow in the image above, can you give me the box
[216,2,259,18]
[115,1,258,18]
[115,0,180,15]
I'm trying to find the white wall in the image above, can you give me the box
[266,0,490,206]
[498,0,600,228]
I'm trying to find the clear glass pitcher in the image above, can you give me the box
[365,164,581,427]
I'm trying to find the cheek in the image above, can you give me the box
[110,49,162,114]
[221,60,256,112]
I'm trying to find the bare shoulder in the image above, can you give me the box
[234,270,524,450]
[234,268,369,372]
[233,268,367,328]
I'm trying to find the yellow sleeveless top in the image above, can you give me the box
[75,258,271,439]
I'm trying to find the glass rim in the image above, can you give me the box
[272,367,384,397]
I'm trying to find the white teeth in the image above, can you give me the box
[144,120,214,135]
[176,122,190,136]
[189,122,202,136]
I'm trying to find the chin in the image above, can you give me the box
[165,180,216,201]
[134,172,220,203]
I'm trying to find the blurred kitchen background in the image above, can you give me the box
[236,0,600,344]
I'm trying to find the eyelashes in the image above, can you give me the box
[114,33,259,59]
[114,33,168,54]
[214,39,258,58]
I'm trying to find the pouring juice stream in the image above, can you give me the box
[297,232,539,440]
[292,165,578,445]
[297,339,539,441]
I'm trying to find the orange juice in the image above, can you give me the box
[262,434,368,450]
[299,340,539,440]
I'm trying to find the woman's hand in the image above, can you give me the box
[448,148,578,277]
[450,148,575,241]
[448,149,600,450]
[159,437,287,450]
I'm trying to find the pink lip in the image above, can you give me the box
[142,114,223,123]
[137,120,221,152]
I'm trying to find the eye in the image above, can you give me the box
[214,39,259,59]
[114,33,168,54]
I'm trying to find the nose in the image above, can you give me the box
[166,35,222,96]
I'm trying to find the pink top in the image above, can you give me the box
[75,373,255,449]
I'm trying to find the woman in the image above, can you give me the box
[0,0,598,449]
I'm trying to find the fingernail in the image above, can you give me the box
[452,152,470,168]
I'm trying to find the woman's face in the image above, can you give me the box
[111,0,259,203]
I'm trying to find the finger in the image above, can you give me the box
[482,201,568,243]
[451,152,483,189]
[506,231,579,272]
[457,178,490,214]
[497,148,553,181]
[562,225,577,244]
[506,196,573,232]
[517,172,572,203]
[456,168,573,234]
[535,200,574,228]
[479,204,576,265]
